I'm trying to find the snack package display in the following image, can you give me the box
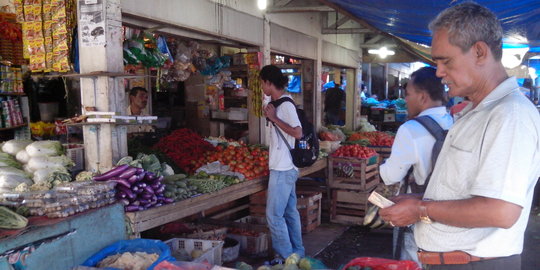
[16,0,74,72]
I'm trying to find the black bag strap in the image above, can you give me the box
[409,115,447,193]
[272,122,293,150]
[268,97,298,151]
[269,96,295,108]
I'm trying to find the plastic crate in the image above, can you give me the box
[165,238,224,266]
[64,144,84,171]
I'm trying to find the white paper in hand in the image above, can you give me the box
[368,191,395,208]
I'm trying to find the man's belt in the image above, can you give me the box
[418,250,497,265]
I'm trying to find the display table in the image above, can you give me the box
[0,203,125,270]
[126,158,328,236]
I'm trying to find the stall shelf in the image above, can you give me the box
[125,158,328,237]
[0,203,125,270]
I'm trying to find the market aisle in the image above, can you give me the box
[315,206,540,270]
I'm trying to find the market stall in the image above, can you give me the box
[125,159,328,237]
[0,203,125,270]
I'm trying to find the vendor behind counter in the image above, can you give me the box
[127,87,154,134]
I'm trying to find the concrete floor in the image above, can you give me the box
[225,206,540,269]
[303,223,349,257]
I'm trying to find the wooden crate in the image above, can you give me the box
[249,190,323,233]
[297,191,322,233]
[328,156,380,191]
[330,187,374,225]
[368,146,391,163]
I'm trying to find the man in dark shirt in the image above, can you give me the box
[324,84,345,125]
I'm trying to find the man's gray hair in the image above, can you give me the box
[429,2,503,61]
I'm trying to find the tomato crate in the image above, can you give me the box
[228,220,269,256]
[249,190,323,233]
[329,156,380,191]
[330,187,375,225]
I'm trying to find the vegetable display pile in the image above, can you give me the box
[332,145,377,159]
[347,131,394,147]
[93,165,173,212]
[153,129,215,173]
[162,174,199,201]
[0,206,28,229]
[194,144,269,180]
[237,253,313,270]
[0,140,74,193]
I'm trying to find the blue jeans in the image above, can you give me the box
[266,169,305,259]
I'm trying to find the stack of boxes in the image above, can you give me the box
[328,154,380,225]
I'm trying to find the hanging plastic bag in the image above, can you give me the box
[157,36,173,63]
[81,239,175,270]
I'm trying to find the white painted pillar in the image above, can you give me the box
[261,15,271,145]
[77,0,127,172]
[354,51,363,130]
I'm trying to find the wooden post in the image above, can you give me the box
[76,0,127,172]
[314,36,323,132]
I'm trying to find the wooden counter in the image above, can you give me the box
[126,177,268,235]
[125,157,328,236]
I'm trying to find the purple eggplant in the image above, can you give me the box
[156,176,164,182]
[93,165,130,181]
[137,171,147,181]
[141,193,153,199]
[163,197,174,204]
[155,185,166,194]
[118,186,136,200]
[142,204,152,210]
[127,174,139,184]
[145,172,156,180]
[143,186,154,194]
[125,205,140,212]
[136,182,147,189]
[131,185,139,192]
[154,203,163,207]
[118,167,138,179]
[107,178,131,189]
[115,192,127,199]
[130,200,140,206]
[139,199,150,205]
[151,182,161,190]
[136,168,144,174]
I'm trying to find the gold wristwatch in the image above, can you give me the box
[419,201,433,224]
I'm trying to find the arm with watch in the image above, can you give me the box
[379,196,522,228]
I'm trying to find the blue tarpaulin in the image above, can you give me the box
[327,0,540,47]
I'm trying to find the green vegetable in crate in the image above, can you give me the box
[191,249,204,259]
[163,174,187,182]
[271,264,285,270]
[283,265,299,270]
[75,171,96,182]
[236,262,253,270]
[298,258,312,270]
[257,266,272,270]
[285,253,301,266]
[188,178,226,193]
[0,206,28,229]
